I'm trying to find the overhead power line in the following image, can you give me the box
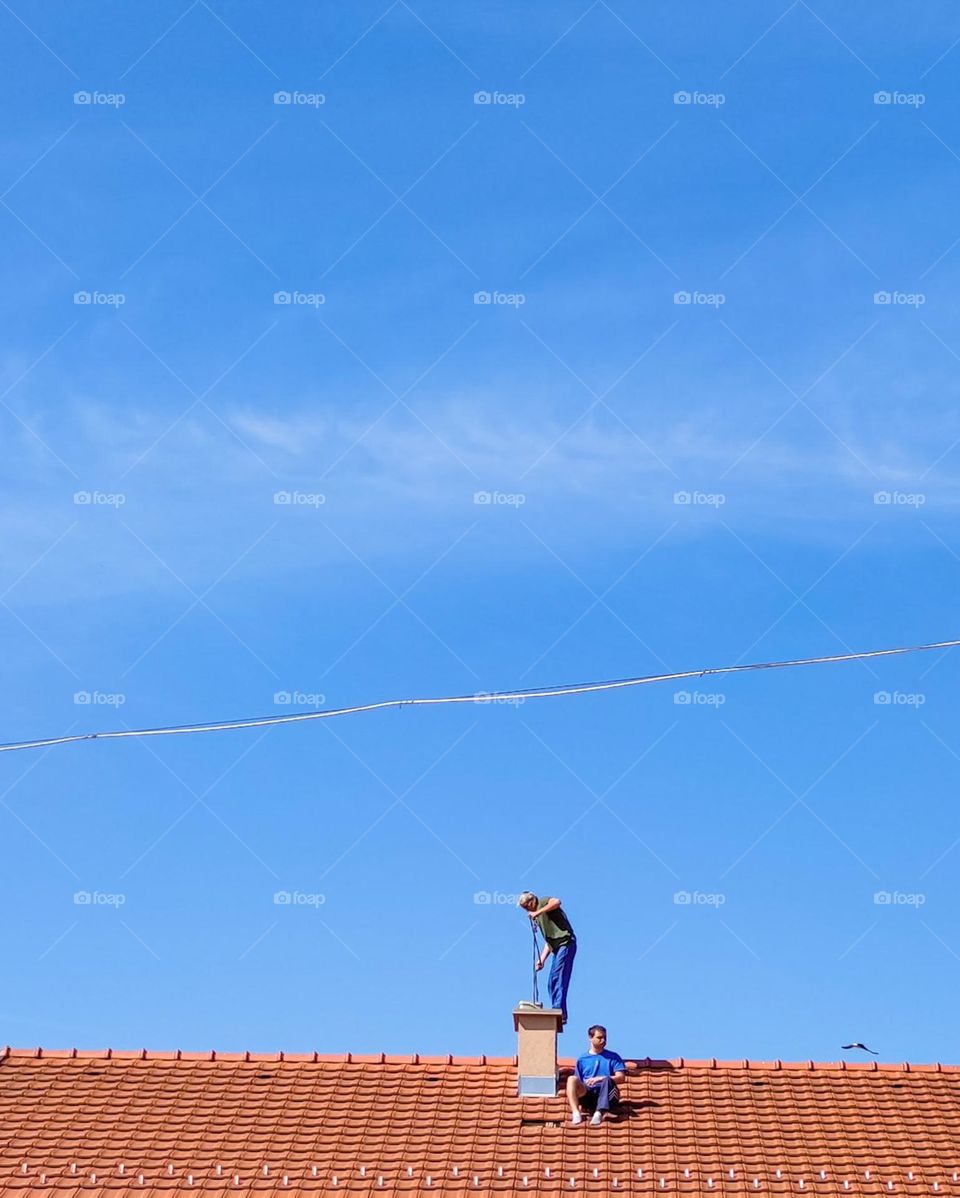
[1,637,957,756]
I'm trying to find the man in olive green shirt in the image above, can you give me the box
[518,891,577,1024]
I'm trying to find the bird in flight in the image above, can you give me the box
[841,1043,878,1054]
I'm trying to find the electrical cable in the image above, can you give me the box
[0,637,957,755]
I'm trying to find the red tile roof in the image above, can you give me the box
[2,1048,960,1194]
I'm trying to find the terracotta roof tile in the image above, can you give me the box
[1,1050,959,1192]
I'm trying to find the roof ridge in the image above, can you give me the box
[3,1047,957,1071]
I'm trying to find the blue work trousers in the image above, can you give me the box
[547,938,576,1022]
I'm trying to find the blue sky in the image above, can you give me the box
[3,0,960,1065]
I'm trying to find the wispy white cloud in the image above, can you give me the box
[2,389,958,606]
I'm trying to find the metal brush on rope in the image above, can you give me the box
[516,914,545,1012]
[531,922,541,1006]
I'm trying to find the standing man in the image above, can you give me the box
[567,1025,627,1126]
[517,891,576,1025]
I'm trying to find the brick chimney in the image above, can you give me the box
[513,1005,563,1096]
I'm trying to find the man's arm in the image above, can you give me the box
[535,942,553,970]
[588,1069,625,1087]
[530,896,562,918]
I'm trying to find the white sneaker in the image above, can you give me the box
[590,1112,603,1126]
[571,1112,583,1125]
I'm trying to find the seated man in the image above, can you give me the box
[566,1024,626,1126]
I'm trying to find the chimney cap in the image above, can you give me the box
[513,1006,563,1032]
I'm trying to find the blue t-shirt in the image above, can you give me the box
[576,1049,626,1083]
